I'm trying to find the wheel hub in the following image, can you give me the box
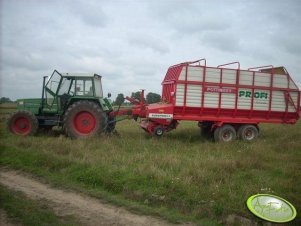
[13,117,31,135]
[74,111,96,134]
[19,123,27,129]
[223,130,232,141]
[156,129,163,135]
[82,119,89,126]
[245,129,254,140]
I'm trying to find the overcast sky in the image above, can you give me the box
[1,0,300,100]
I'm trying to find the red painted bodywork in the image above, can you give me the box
[161,60,300,124]
[112,59,300,134]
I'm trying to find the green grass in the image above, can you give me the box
[0,114,300,225]
[0,185,78,226]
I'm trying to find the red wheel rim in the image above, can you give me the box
[73,111,96,135]
[13,117,31,135]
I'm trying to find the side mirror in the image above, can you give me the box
[107,92,111,98]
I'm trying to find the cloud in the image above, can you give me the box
[201,31,241,53]
[273,35,301,56]
[69,0,107,27]
[128,33,170,54]
[148,1,230,35]
[0,0,300,100]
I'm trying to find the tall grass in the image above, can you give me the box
[0,109,300,225]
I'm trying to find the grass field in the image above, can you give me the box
[0,104,300,225]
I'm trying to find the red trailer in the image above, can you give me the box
[114,59,300,142]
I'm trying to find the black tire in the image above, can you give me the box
[7,110,38,136]
[64,101,107,139]
[238,124,259,141]
[154,126,164,137]
[214,124,236,142]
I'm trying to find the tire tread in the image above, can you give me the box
[7,110,38,136]
[64,100,107,139]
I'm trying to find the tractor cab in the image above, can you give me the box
[10,69,113,138]
[42,70,104,114]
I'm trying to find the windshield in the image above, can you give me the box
[46,71,62,94]
[58,77,72,95]
[45,71,62,106]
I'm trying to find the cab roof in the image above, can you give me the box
[60,72,102,78]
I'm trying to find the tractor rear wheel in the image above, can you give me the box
[7,110,38,136]
[64,101,107,139]
[238,124,259,141]
[214,124,236,142]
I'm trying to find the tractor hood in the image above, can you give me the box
[17,98,42,115]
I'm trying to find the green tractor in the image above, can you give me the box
[7,70,115,138]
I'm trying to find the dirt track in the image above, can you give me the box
[0,169,191,226]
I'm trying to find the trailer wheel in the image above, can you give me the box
[7,110,38,136]
[154,126,164,137]
[64,101,107,139]
[214,124,236,142]
[238,124,259,141]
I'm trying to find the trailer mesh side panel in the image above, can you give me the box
[161,63,300,124]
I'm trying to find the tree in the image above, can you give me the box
[146,92,161,104]
[0,97,12,104]
[131,91,141,101]
[114,93,124,106]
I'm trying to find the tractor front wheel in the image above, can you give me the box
[7,110,38,136]
[64,101,107,139]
